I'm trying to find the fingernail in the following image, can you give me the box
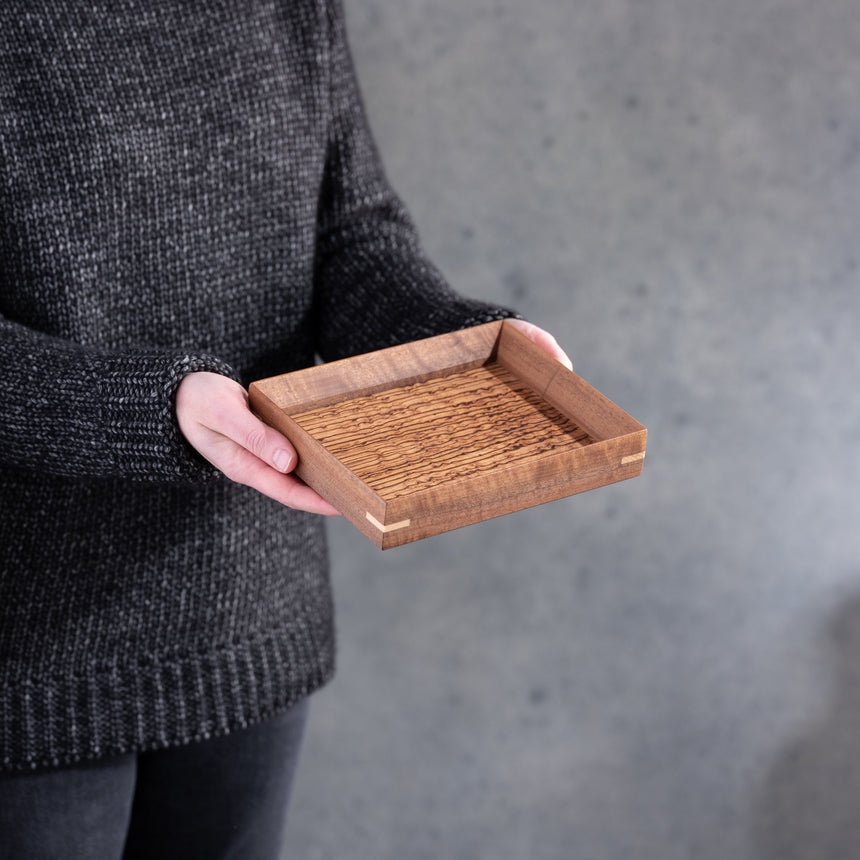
[273,449,293,472]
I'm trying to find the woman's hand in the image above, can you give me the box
[506,319,573,370]
[176,372,340,516]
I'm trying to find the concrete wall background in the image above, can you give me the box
[285,1,860,857]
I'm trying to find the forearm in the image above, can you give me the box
[0,315,236,482]
[312,0,516,361]
[313,219,515,361]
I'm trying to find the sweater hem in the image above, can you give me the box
[0,626,335,773]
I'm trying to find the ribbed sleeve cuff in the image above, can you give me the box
[99,352,240,483]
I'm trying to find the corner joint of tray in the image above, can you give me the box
[366,512,412,534]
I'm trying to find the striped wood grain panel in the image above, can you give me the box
[290,362,596,502]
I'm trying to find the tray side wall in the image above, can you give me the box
[378,429,647,548]
[496,322,645,442]
[249,322,502,414]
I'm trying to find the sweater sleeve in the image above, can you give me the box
[312,0,517,363]
[0,314,237,482]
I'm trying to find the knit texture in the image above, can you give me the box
[0,0,513,771]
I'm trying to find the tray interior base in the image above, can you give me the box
[290,360,597,503]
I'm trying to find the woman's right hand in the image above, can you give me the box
[175,372,340,516]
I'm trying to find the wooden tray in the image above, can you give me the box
[249,321,646,549]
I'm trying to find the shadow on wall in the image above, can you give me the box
[756,589,860,859]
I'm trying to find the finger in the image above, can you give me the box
[207,395,298,474]
[508,319,573,370]
[218,443,340,516]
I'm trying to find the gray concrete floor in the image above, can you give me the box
[285,1,860,857]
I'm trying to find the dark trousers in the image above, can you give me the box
[0,699,308,860]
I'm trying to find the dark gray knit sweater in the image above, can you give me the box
[0,0,511,771]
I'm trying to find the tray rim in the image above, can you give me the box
[249,321,646,548]
[251,322,502,414]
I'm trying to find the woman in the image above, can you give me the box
[0,1,569,856]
